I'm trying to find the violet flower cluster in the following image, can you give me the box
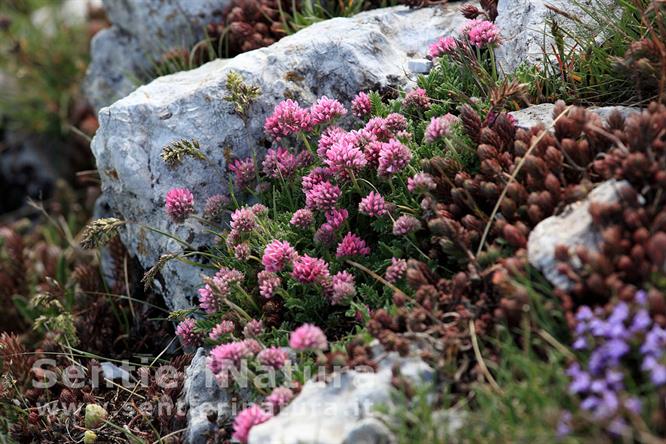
[565,291,665,435]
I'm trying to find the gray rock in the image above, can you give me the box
[407,58,433,74]
[91,5,469,312]
[183,348,224,444]
[509,103,640,130]
[84,0,229,112]
[495,0,617,73]
[248,353,434,444]
[527,180,634,290]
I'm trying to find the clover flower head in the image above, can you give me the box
[310,96,347,125]
[302,167,333,192]
[289,323,328,351]
[291,255,330,284]
[230,207,256,232]
[403,88,431,110]
[364,140,383,167]
[314,223,337,245]
[407,172,437,193]
[175,318,202,346]
[330,271,356,304]
[465,19,500,47]
[266,387,294,411]
[229,157,256,189]
[262,240,298,272]
[203,194,229,221]
[378,139,412,176]
[392,215,422,235]
[428,35,457,59]
[336,232,371,257]
[290,208,314,228]
[317,126,347,159]
[262,147,299,179]
[425,113,459,143]
[198,285,218,313]
[234,242,251,260]
[251,203,269,216]
[232,404,272,443]
[325,138,367,177]
[305,181,341,211]
[208,341,252,374]
[243,319,264,338]
[257,347,288,369]
[385,113,408,133]
[264,99,312,139]
[364,117,392,141]
[358,191,387,217]
[351,92,372,118]
[385,257,407,283]
[165,188,194,222]
[209,320,235,340]
[325,208,348,229]
[257,270,281,299]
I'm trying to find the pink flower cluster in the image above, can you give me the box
[330,271,356,304]
[175,318,202,347]
[257,347,288,369]
[264,99,312,139]
[302,167,333,192]
[208,340,253,375]
[305,181,341,211]
[230,207,257,232]
[262,147,300,179]
[358,191,387,217]
[407,172,437,193]
[310,96,347,125]
[290,208,314,228]
[209,320,235,340]
[266,387,294,411]
[403,88,431,110]
[324,137,367,178]
[262,240,298,272]
[244,319,264,338]
[463,19,500,47]
[428,35,457,59]
[385,257,407,283]
[229,157,256,189]
[336,232,370,258]
[257,270,281,299]
[203,194,229,220]
[292,255,330,284]
[198,267,244,313]
[165,188,194,222]
[424,113,459,143]
[378,139,412,176]
[393,215,422,235]
[289,323,328,351]
[351,92,371,118]
[232,404,272,443]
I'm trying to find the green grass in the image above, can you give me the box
[0,0,91,137]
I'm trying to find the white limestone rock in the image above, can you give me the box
[248,353,435,444]
[509,103,640,131]
[527,180,636,291]
[494,0,618,73]
[84,0,228,112]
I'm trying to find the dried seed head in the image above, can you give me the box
[80,218,125,249]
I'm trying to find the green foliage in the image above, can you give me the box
[0,0,92,136]
[522,0,664,105]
